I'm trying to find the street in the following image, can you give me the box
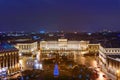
[8,53,116,80]
[76,55,109,80]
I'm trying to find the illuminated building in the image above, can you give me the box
[0,43,20,76]
[40,39,89,54]
[107,55,120,75]
[15,41,38,54]
[98,47,120,77]
[88,44,100,55]
[40,38,120,77]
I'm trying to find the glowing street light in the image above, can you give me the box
[116,70,120,80]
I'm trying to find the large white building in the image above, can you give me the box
[40,39,89,54]
[15,41,38,54]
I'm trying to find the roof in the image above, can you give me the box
[13,40,37,44]
[108,55,120,62]
[108,55,120,58]
[0,42,18,53]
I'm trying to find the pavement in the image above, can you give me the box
[5,55,118,80]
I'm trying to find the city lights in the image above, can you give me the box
[0,36,119,80]
[0,0,120,79]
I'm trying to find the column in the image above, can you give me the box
[13,52,16,72]
[11,53,14,73]
[4,54,6,68]
[7,54,9,74]
[1,55,3,68]
[74,52,77,62]
[16,52,19,71]
[0,56,1,68]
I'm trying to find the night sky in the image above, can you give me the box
[0,0,120,32]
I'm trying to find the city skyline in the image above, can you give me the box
[0,0,120,32]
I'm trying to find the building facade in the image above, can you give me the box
[98,47,120,77]
[0,43,20,76]
[15,41,38,54]
[88,44,100,55]
[40,39,89,55]
[107,55,120,74]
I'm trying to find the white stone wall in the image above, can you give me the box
[40,39,89,50]
[15,42,38,53]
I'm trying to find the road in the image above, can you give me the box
[76,55,98,67]
[19,57,34,70]
[76,55,107,80]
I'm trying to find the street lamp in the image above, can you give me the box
[19,60,23,72]
[116,70,120,80]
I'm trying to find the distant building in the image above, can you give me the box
[15,40,38,54]
[0,43,20,76]
[40,39,89,55]
[88,44,100,55]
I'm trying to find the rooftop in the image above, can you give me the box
[11,39,37,44]
[108,55,120,62]
[0,42,18,53]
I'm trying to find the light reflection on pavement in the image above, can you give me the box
[76,55,107,80]
[19,57,34,71]
[19,55,108,80]
[76,55,97,67]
